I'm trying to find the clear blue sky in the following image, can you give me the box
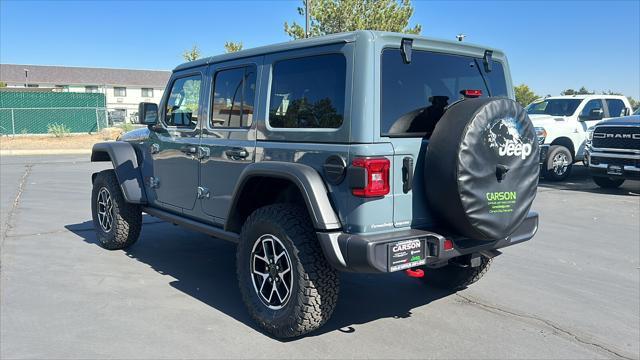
[1,0,639,98]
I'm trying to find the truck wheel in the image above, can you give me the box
[544,145,573,181]
[592,176,625,189]
[236,204,339,338]
[91,170,142,250]
[422,256,492,291]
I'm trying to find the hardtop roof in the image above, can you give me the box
[174,30,505,72]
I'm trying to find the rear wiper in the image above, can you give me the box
[474,58,492,97]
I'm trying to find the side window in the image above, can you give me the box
[269,54,346,129]
[606,99,626,117]
[580,99,603,117]
[164,75,201,128]
[211,66,257,128]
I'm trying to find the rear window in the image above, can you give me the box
[381,49,508,138]
[269,54,346,129]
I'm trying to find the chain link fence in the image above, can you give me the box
[0,91,108,135]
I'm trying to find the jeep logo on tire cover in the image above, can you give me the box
[485,117,533,160]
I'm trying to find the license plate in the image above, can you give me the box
[607,164,623,176]
[388,239,426,272]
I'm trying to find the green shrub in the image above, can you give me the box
[119,123,134,132]
[47,123,71,138]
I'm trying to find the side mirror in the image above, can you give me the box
[138,102,158,125]
[580,108,603,121]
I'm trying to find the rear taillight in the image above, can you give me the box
[351,157,390,197]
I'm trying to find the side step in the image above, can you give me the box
[142,207,240,243]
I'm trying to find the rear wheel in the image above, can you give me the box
[592,176,624,189]
[236,204,339,338]
[91,170,142,250]
[421,256,492,291]
[544,145,573,181]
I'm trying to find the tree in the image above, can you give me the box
[224,41,243,53]
[561,88,576,95]
[284,0,421,40]
[182,45,201,62]
[0,81,6,88]
[561,87,592,95]
[577,86,593,95]
[514,84,539,107]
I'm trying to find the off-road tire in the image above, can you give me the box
[236,204,339,338]
[592,176,625,189]
[421,256,492,291]
[91,169,142,250]
[544,145,573,181]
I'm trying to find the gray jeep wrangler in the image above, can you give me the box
[90,31,539,338]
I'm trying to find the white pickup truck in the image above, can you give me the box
[526,95,633,181]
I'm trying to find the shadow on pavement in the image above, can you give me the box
[538,164,640,196]
[65,217,452,340]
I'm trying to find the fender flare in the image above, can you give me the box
[226,162,341,231]
[91,141,147,204]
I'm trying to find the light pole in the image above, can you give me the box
[24,69,29,87]
[305,0,311,38]
[456,34,466,42]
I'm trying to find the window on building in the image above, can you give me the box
[141,88,154,97]
[26,84,39,88]
[211,66,257,128]
[164,75,201,128]
[606,99,626,117]
[114,87,127,97]
[85,86,99,93]
[269,54,346,129]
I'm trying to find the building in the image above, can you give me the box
[0,64,170,123]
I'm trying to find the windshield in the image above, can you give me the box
[526,99,582,117]
[634,107,640,115]
[381,49,508,138]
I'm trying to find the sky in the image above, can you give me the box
[1,0,639,98]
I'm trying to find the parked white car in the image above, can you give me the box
[526,95,633,181]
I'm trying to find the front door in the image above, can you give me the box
[199,60,261,223]
[147,72,204,211]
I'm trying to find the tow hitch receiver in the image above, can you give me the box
[405,268,424,278]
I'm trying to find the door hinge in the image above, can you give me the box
[197,186,210,199]
[148,176,160,189]
[197,146,210,159]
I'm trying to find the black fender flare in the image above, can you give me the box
[91,141,147,204]
[226,162,341,231]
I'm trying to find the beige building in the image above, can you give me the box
[0,64,170,123]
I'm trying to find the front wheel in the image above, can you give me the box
[421,256,492,291]
[91,170,141,250]
[544,145,573,181]
[236,204,339,338]
[592,176,625,189]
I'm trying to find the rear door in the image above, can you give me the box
[198,58,261,223]
[379,48,510,228]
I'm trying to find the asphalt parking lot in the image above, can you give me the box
[1,155,638,359]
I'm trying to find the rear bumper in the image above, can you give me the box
[317,212,539,273]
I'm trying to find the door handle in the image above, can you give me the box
[181,145,197,155]
[225,148,249,159]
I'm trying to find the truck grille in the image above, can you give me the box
[592,126,640,150]
[590,156,639,167]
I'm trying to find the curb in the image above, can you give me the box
[0,149,92,156]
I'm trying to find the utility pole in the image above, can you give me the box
[305,0,311,38]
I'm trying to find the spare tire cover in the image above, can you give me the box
[424,97,539,241]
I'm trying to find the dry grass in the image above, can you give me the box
[0,128,123,150]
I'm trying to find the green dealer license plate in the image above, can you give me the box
[388,239,426,272]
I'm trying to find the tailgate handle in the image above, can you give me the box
[402,157,414,193]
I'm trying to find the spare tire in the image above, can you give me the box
[424,98,539,241]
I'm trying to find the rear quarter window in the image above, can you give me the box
[381,49,508,138]
[268,54,346,129]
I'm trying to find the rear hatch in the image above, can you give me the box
[379,47,512,228]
